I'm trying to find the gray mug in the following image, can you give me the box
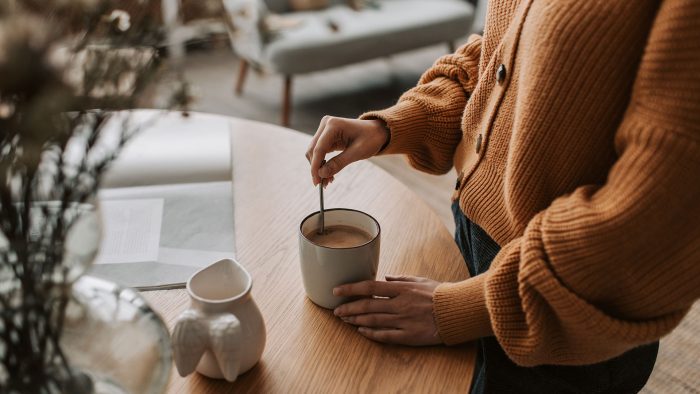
[298,208,381,309]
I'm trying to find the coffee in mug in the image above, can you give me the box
[303,225,373,248]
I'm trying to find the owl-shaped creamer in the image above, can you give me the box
[172,259,266,382]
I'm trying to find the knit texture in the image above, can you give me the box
[361,0,700,366]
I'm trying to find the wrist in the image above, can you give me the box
[370,119,391,154]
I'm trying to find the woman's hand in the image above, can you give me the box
[333,275,443,346]
[306,116,389,186]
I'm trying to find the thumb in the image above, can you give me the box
[319,151,351,179]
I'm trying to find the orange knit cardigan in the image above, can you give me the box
[361,0,700,366]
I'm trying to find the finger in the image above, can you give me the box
[306,115,330,163]
[357,327,405,344]
[310,123,341,186]
[333,280,402,298]
[308,117,333,185]
[319,151,351,179]
[341,313,399,328]
[385,275,423,282]
[320,175,335,188]
[334,297,396,317]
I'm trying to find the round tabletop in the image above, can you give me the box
[139,112,476,393]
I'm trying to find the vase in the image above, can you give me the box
[60,204,173,394]
[171,258,266,382]
[0,202,172,394]
[61,276,173,394]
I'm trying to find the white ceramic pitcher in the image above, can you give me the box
[172,259,266,382]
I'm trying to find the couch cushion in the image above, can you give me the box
[263,0,474,74]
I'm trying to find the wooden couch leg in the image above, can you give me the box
[235,59,249,96]
[282,75,292,127]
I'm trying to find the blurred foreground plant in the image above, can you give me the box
[0,1,190,392]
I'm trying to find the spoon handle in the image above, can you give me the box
[318,160,326,234]
[319,183,325,234]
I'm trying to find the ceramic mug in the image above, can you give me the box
[298,208,380,309]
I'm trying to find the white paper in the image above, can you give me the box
[94,199,164,264]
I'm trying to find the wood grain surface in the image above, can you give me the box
[141,113,476,393]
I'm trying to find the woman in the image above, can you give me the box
[306,0,700,392]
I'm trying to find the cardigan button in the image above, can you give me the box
[476,134,483,153]
[455,172,464,190]
[497,64,507,84]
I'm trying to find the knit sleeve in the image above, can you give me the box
[358,34,482,174]
[434,0,700,365]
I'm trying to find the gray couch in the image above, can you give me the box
[223,0,475,126]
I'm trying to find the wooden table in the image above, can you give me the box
[141,113,476,393]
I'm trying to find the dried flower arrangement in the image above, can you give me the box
[0,0,190,392]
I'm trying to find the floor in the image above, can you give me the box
[166,43,699,393]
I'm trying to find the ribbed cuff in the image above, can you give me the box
[359,99,428,155]
[433,273,494,345]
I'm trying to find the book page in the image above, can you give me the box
[94,199,164,264]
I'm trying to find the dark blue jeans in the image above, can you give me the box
[451,201,659,394]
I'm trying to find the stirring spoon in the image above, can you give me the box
[318,160,326,235]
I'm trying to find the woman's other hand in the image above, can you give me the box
[306,116,389,186]
[333,275,443,346]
